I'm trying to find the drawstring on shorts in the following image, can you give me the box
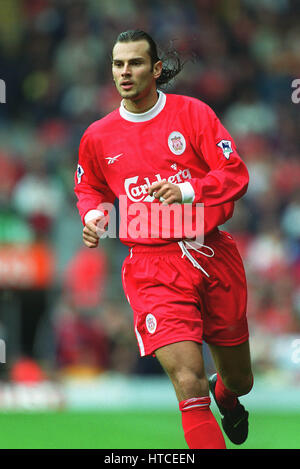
[178,240,214,277]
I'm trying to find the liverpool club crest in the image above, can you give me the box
[168,131,186,155]
[146,314,157,334]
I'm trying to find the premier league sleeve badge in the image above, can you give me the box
[77,164,84,184]
[217,139,233,159]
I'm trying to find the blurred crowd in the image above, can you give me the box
[0,0,300,382]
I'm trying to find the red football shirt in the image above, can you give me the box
[74,91,249,247]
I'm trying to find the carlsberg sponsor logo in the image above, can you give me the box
[93,168,204,241]
[125,169,192,202]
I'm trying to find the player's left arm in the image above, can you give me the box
[147,179,183,205]
[187,104,249,207]
[148,104,249,207]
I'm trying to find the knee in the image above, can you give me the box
[171,368,209,400]
[222,372,253,396]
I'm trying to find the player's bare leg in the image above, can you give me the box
[209,340,253,396]
[155,340,226,449]
[208,340,253,444]
[155,341,208,400]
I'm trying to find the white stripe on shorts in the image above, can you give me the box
[135,323,145,357]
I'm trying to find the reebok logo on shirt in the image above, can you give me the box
[105,153,123,165]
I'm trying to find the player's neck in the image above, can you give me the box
[123,88,159,114]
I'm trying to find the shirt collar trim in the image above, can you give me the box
[119,90,166,122]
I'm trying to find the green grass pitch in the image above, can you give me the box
[0,410,299,449]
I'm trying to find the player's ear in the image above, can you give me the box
[153,60,163,80]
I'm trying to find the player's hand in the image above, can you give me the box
[147,179,182,205]
[83,216,107,248]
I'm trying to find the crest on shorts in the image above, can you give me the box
[146,314,157,334]
[168,131,186,155]
[217,139,233,159]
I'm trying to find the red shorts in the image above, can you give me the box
[122,230,249,357]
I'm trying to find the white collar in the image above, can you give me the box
[119,90,166,122]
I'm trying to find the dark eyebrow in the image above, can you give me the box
[112,57,146,63]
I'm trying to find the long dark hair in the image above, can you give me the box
[113,30,183,86]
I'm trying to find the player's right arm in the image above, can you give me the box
[74,130,115,248]
[82,217,102,248]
